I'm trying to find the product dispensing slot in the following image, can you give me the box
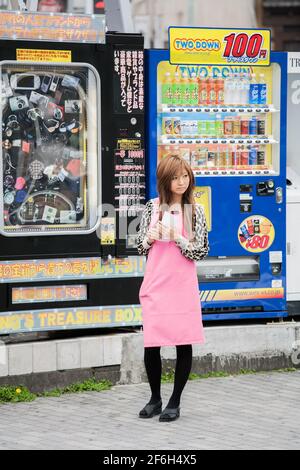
[196,256,260,283]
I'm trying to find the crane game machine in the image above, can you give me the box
[0,10,145,335]
[146,27,287,321]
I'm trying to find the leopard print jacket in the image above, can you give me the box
[136,199,209,262]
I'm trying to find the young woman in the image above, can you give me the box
[136,155,209,422]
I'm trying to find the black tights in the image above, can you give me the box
[144,345,192,408]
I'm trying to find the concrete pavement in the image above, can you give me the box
[0,369,299,450]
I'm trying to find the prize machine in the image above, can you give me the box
[145,30,288,321]
[0,26,146,335]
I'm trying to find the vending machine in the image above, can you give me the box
[145,48,288,321]
[0,15,145,335]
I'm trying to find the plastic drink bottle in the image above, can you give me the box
[249,73,259,106]
[172,72,182,106]
[232,73,241,105]
[240,73,250,106]
[258,73,267,106]
[189,72,199,106]
[199,72,208,106]
[215,73,224,105]
[181,71,190,106]
[162,72,173,105]
[224,72,234,105]
[207,73,217,106]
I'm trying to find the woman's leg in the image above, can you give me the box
[144,346,162,404]
[167,344,192,408]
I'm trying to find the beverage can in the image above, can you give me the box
[257,149,265,165]
[207,151,216,167]
[207,120,216,136]
[224,117,233,135]
[241,149,249,165]
[173,117,181,136]
[232,118,241,136]
[232,148,241,166]
[162,117,173,135]
[207,74,216,106]
[241,119,249,135]
[257,119,266,136]
[198,147,208,166]
[249,117,257,135]
[249,147,257,165]
[215,74,224,105]
[215,114,223,137]
[198,120,208,136]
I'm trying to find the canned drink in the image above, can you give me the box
[198,120,208,136]
[247,219,254,236]
[224,117,233,135]
[215,149,223,167]
[173,117,181,136]
[257,149,265,165]
[207,151,216,167]
[162,117,173,135]
[232,147,241,166]
[207,120,216,136]
[198,148,208,166]
[224,149,231,167]
[215,118,224,137]
[249,117,257,135]
[241,224,251,239]
[241,149,249,166]
[240,119,249,136]
[257,119,265,136]
[249,147,257,165]
[232,118,241,136]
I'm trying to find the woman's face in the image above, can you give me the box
[170,169,190,197]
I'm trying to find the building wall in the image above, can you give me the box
[133,0,257,48]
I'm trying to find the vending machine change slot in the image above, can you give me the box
[257,180,276,196]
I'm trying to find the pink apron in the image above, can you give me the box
[139,198,205,347]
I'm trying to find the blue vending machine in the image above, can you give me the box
[145,49,288,321]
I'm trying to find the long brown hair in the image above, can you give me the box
[156,155,196,240]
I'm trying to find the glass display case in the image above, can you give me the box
[0,61,101,236]
[157,62,281,177]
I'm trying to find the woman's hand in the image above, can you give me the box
[157,222,180,241]
[146,224,161,243]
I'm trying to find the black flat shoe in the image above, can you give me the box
[159,406,180,422]
[139,400,162,419]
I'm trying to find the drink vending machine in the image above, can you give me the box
[146,49,288,321]
[0,30,146,335]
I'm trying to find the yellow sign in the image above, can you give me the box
[0,305,142,334]
[200,288,284,302]
[238,215,275,253]
[169,27,271,66]
[194,186,211,231]
[17,49,72,63]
